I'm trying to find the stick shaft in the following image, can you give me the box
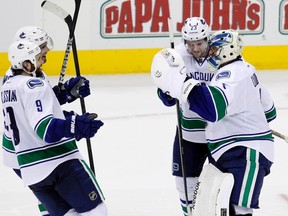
[271,129,288,143]
[168,17,191,216]
[41,1,74,87]
[70,0,95,174]
[42,0,95,173]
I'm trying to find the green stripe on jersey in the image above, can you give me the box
[80,160,105,200]
[179,111,207,130]
[17,140,78,166]
[209,86,227,121]
[2,134,14,151]
[36,116,53,140]
[265,107,277,121]
[208,133,273,152]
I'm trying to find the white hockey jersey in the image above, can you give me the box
[175,43,214,143]
[2,69,49,169]
[188,60,276,162]
[1,74,83,186]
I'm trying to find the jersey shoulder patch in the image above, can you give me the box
[26,79,44,89]
[215,70,231,81]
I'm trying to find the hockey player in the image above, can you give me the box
[3,26,89,106]
[156,17,213,215]
[1,26,91,216]
[151,29,276,215]
[2,40,107,216]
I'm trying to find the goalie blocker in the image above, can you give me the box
[191,164,234,216]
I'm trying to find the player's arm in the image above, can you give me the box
[187,84,227,122]
[259,83,277,122]
[43,112,103,142]
[24,78,103,143]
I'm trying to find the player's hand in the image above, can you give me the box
[63,110,76,119]
[65,112,103,141]
[64,76,91,103]
[157,88,176,107]
[53,85,68,105]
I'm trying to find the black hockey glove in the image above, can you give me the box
[53,85,68,105]
[65,113,103,141]
[64,76,91,103]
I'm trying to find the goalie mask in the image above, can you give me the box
[8,40,41,76]
[14,26,54,50]
[207,29,243,71]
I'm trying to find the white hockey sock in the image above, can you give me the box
[80,202,108,216]
[175,176,198,215]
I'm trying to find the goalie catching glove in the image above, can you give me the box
[151,48,199,103]
[53,76,91,105]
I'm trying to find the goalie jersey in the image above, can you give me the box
[187,59,277,162]
[1,75,83,186]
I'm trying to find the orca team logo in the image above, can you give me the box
[19,32,26,39]
[26,79,44,89]
[216,71,231,80]
[17,43,24,49]
[89,191,97,201]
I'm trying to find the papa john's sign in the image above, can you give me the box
[280,0,288,34]
[100,0,265,38]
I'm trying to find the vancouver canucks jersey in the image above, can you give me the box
[188,60,276,162]
[2,68,49,169]
[175,43,214,143]
[1,75,83,186]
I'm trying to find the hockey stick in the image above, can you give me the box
[271,129,288,143]
[168,18,191,216]
[42,0,96,174]
[41,0,74,87]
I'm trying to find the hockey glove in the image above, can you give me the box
[151,48,198,103]
[63,110,77,119]
[53,85,68,105]
[64,76,91,103]
[65,113,103,141]
[157,88,176,107]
